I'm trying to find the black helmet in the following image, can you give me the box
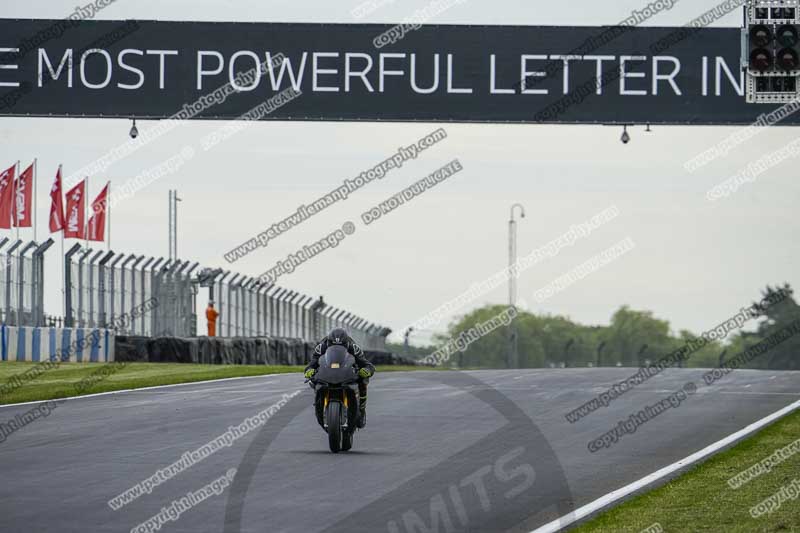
[328,328,348,345]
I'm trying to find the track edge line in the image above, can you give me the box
[530,397,800,533]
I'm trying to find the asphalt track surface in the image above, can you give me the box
[0,368,798,533]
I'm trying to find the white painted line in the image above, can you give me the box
[530,398,800,533]
[0,373,299,408]
[218,393,267,405]
[717,391,799,396]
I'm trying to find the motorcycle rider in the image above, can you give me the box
[305,327,375,427]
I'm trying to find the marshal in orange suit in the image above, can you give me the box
[206,302,219,337]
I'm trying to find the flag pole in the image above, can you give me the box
[84,176,89,252]
[107,181,111,251]
[59,165,65,318]
[14,160,19,244]
[33,158,37,243]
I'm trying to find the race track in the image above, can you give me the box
[0,368,798,533]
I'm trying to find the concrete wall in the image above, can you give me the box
[0,326,115,362]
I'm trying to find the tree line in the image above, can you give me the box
[397,284,800,370]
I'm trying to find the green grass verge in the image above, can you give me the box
[572,407,800,533]
[0,362,435,405]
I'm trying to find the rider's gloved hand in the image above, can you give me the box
[358,368,372,379]
[304,368,317,379]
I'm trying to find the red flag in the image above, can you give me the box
[13,163,33,227]
[0,164,16,229]
[64,179,86,239]
[49,166,66,233]
[87,182,109,242]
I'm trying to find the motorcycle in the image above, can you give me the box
[306,345,364,453]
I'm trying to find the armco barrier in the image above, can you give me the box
[115,335,417,366]
[0,325,115,362]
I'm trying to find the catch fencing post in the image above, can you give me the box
[32,240,49,326]
[286,291,299,337]
[259,285,271,336]
[108,254,125,328]
[138,257,155,335]
[3,240,21,325]
[310,297,325,340]
[149,258,165,335]
[287,291,302,338]
[76,248,92,328]
[295,295,305,340]
[157,259,174,333]
[63,243,82,328]
[234,276,246,336]
[87,250,104,328]
[227,273,240,336]
[318,304,330,332]
[242,276,252,336]
[322,306,332,333]
[162,260,181,335]
[267,286,280,336]
[285,290,296,337]
[153,259,170,335]
[97,251,114,329]
[275,289,287,337]
[264,286,275,336]
[215,271,231,337]
[298,296,312,341]
[244,279,253,336]
[31,239,54,327]
[174,261,189,335]
[254,281,262,336]
[283,290,296,337]
[251,281,261,336]
[234,275,247,336]
[17,242,37,326]
[323,306,337,336]
[246,278,256,336]
[277,289,289,338]
[120,255,136,330]
[274,289,285,337]
[185,262,199,336]
[3,241,16,324]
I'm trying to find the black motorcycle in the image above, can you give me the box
[307,345,363,453]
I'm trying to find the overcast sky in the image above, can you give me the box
[1,0,797,344]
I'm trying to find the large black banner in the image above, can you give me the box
[0,18,794,125]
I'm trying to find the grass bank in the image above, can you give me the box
[573,407,800,532]
[0,362,434,405]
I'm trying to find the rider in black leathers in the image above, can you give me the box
[305,328,375,427]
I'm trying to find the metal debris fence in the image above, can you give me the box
[42,243,392,348]
[0,238,54,327]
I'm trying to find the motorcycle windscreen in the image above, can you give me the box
[316,345,358,384]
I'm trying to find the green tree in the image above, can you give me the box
[428,285,799,370]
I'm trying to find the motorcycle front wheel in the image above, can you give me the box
[326,402,342,453]
[341,428,353,451]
